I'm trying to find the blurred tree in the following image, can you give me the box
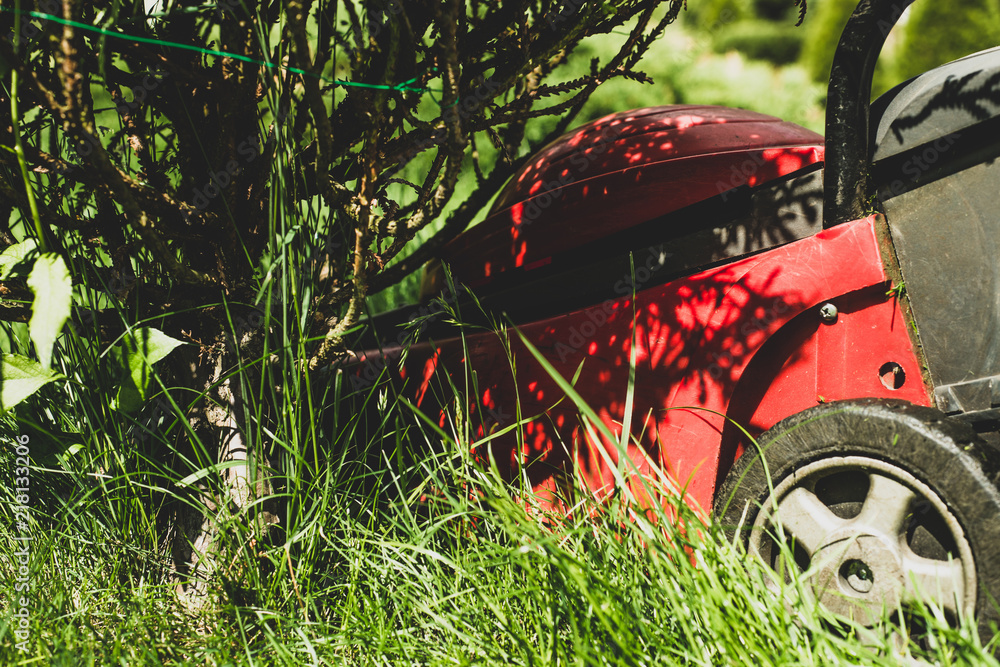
[802,0,903,96]
[756,0,801,21]
[681,0,747,26]
[714,20,804,64]
[801,0,858,83]
[897,0,1000,81]
[0,0,684,604]
[684,0,807,66]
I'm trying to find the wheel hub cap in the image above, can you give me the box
[748,455,976,627]
[813,532,905,625]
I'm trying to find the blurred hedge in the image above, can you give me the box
[714,20,804,65]
[801,0,859,84]
[897,0,1000,81]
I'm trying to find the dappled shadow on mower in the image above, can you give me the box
[343,221,921,521]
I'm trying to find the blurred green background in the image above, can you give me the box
[368,0,1000,313]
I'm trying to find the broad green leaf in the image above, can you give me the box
[0,239,37,280]
[0,354,58,411]
[114,380,144,414]
[122,327,185,401]
[27,253,72,369]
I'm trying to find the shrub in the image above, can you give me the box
[897,0,1000,81]
[714,20,805,65]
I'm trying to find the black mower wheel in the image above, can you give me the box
[715,399,1000,643]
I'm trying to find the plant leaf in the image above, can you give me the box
[27,253,72,369]
[122,327,185,401]
[0,239,38,280]
[114,380,144,414]
[0,354,59,411]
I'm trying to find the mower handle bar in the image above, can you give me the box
[824,0,916,226]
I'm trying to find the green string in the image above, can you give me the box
[1,7,433,94]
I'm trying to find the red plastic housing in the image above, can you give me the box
[440,105,825,288]
[368,217,930,513]
[350,106,931,515]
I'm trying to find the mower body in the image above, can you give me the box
[350,31,1000,514]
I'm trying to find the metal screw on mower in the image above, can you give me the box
[819,302,838,323]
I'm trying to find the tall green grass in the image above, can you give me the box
[2,304,997,665]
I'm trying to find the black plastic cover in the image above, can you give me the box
[872,48,1000,163]
[871,47,1000,415]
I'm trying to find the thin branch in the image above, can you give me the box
[287,0,333,174]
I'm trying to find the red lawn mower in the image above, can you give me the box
[348,0,1000,637]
